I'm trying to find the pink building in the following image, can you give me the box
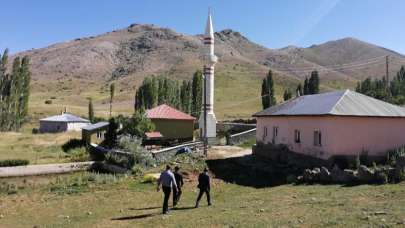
[253,90,405,160]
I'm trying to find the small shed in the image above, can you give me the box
[39,113,90,133]
[146,104,196,142]
[81,122,109,145]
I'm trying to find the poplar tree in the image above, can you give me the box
[88,98,94,123]
[109,83,115,117]
[261,70,276,109]
[191,70,203,117]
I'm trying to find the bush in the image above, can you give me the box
[387,146,405,166]
[118,136,156,169]
[62,139,85,152]
[44,100,52,104]
[0,159,29,167]
[32,128,39,134]
[104,152,134,169]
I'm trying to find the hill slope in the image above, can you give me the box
[12,24,405,120]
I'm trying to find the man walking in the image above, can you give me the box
[173,166,184,206]
[157,165,177,214]
[195,167,211,208]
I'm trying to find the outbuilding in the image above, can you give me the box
[253,90,405,161]
[146,104,196,143]
[39,113,90,133]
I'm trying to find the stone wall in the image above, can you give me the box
[217,122,256,133]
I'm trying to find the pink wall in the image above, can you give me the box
[256,116,405,159]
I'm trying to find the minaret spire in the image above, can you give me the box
[199,9,218,143]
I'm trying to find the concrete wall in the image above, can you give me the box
[227,128,256,145]
[152,119,194,140]
[256,116,405,159]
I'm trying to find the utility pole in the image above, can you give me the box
[386,55,390,91]
[203,74,208,157]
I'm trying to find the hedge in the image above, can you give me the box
[0,159,29,167]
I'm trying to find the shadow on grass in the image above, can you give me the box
[172,206,195,211]
[111,213,159,221]
[128,206,161,211]
[206,155,299,188]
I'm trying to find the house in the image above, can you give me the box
[39,113,90,133]
[253,90,405,160]
[146,104,196,143]
[81,121,109,145]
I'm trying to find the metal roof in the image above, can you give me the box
[254,90,405,117]
[81,122,109,131]
[146,104,196,120]
[40,113,90,122]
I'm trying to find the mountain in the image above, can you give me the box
[11,24,405,120]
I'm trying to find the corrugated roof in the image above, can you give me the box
[146,104,196,120]
[81,122,109,131]
[40,113,90,122]
[254,90,405,117]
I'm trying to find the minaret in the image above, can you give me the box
[199,10,218,142]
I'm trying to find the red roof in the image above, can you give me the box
[146,104,196,121]
[145,131,163,139]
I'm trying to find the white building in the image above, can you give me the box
[39,113,90,133]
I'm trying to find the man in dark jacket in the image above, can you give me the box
[173,166,184,206]
[195,167,211,208]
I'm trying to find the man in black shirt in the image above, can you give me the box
[173,166,184,206]
[195,167,211,208]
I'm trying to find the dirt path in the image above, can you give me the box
[208,146,252,160]
[0,161,94,178]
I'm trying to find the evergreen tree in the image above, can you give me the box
[283,89,292,101]
[104,118,118,148]
[261,78,269,109]
[296,83,303,97]
[308,71,320,94]
[109,83,115,117]
[191,70,203,117]
[88,98,94,123]
[303,78,309,95]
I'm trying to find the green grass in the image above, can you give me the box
[0,167,405,227]
[0,124,83,164]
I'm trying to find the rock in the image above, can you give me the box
[358,165,375,183]
[374,211,387,215]
[0,214,3,219]
[319,167,331,183]
[259,209,265,212]
[87,211,92,215]
[374,169,388,184]
[331,165,357,183]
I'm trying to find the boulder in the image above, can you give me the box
[331,165,357,184]
[343,169,358,183]
[358,165,375,183]
[374,169,388,184]
[319,167,331,183]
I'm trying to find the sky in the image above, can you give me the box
[1,0,405,54]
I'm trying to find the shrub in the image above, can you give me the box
[0,159,29,167]
[44,100,52,104]
[118,136,156,169]
[62,139,85,152]
[104,152,134,169]
[387,146,405,166]
[32,128,39,134]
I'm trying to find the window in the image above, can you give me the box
[263,127,268,137]
[272,126,278,144]
[314,130,322,146]
[294,130,301,143]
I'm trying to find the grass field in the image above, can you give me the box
[1,163,405,227]
[0,124,82,164]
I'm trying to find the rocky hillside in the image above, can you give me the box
[12,23,405,119]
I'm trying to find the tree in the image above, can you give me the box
[296,83,303,97]
[303,78,309,95]
[121,109,155,138]
[261,70,276,109]
[308,71,320,94]
[109,83,115,118]
[283,89,292,101]
[104,118,119,148]
[88,98,94,123]
[191,70,203,117]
